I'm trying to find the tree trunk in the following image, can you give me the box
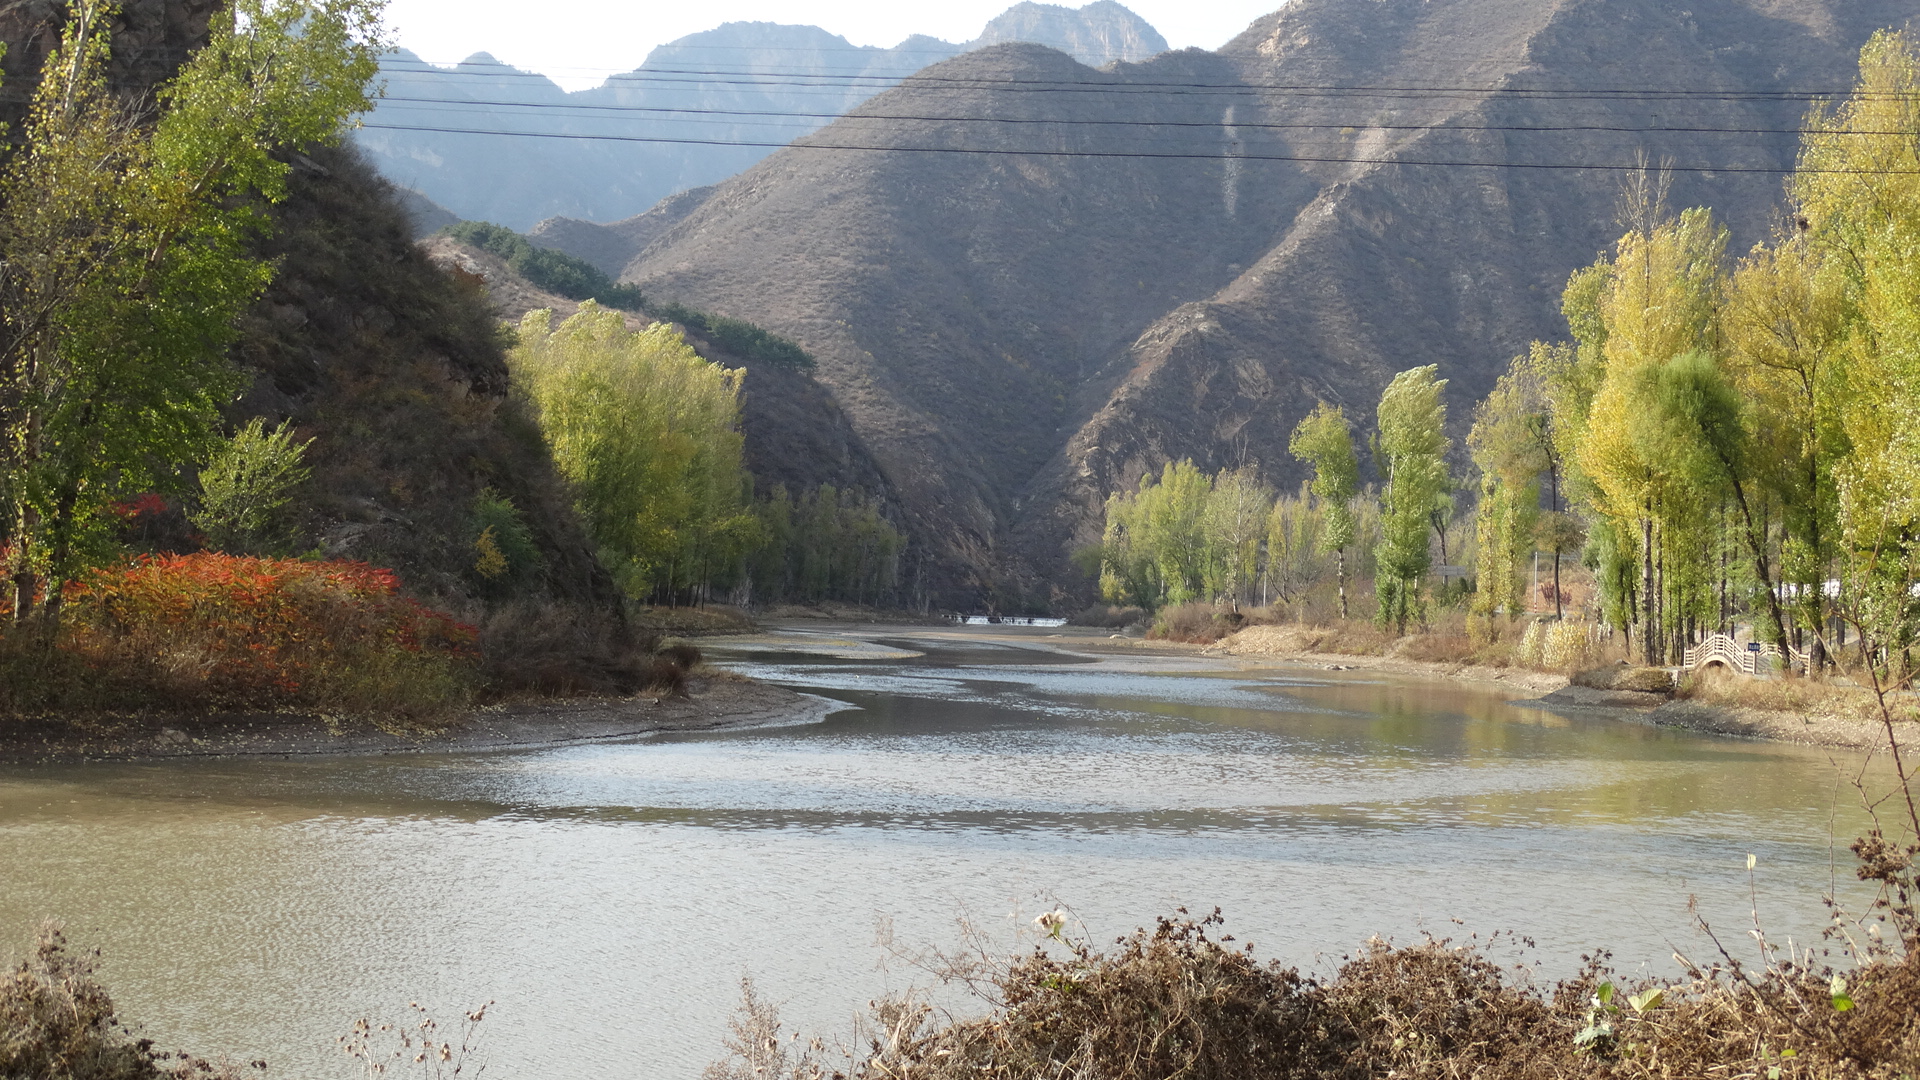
[1642,510,1657,666]
[1336,547,1347,620]
[1552,549,1563,621]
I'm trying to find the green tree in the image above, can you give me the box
[1373,366,1450,635]
[1288,403,1360,618]
[1571,208,1733,662]
[0,0,385,622]
[1262,484,1323,606]
[1791,30,1920,677]
[1467,357,1548,625]
[1722,235,1849,665]
[190,418,312,553]
[510,304,759,602]
[1200,466,1272,612]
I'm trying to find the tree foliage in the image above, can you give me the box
[1467,29,1920,676]
[441,220,647,311]
[0,0,385,622]
[509,303,759,602]
[1373,366,1450,635]
[748,485,904,606]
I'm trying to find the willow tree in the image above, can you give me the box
[0,0,386,623]
[1374,366,1450,635]
[510,304,758,602]
[1288,402,1360,618]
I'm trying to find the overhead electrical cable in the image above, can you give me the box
[354,121,1915,174]
[368,94,1910,138]
[371,62,1910,102]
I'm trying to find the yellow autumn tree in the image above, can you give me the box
[510,304,758,602]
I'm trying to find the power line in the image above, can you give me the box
[374,60,1894,103]
[368,94,1911,139]
[356,120,1912,175]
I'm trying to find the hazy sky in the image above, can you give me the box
[380,0,1286,91]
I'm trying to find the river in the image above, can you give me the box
[0,624,1890,1079]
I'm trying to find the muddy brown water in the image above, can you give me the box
[0,626,1893,1079]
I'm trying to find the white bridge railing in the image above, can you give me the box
[1682,633,1810,676]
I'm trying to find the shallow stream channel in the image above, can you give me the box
[0,624,1894,1079]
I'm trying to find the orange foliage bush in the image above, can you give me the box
[2,554,477,721]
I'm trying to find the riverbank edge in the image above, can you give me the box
[0,676,834,765]
[1197,630,1897,752]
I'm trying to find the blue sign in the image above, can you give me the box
[1748,642,1762,652]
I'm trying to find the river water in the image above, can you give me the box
[0,625,1891,1079]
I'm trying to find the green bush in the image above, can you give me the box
[190,418,312,553]
[467,488,543,592]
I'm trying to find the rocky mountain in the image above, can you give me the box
[354,2,1167,227]
[976,1,1165,61]
[605,0,1918,610]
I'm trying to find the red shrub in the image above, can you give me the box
[48,554,478,717]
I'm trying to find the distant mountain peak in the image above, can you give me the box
[974,1,1168,66]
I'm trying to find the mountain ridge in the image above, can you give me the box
[358,2,1168,228]
[613,0,1919,610]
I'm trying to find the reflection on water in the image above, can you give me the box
[0,627,1888,1080]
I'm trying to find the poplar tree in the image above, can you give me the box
[1794,29,1920,677]
[1571,209,1733,662]
[1288,403,1360,618]
[510,304,758,602]
[0,0,385,623]
[1200,466,1271,611]
[1468,355,1550,624]
[1373,366,1450,635]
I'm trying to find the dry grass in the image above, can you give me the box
[634,605,756,636]
[1219,608,1628,675]
[1676,665,1890,720]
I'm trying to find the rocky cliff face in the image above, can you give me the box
[976,1,1165,63]
[619,0,1917,610]
[0,0,218,135]
[355,2,1171,228]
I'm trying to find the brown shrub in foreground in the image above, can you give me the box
[1,924,253,1080]
[473,597,659,699]
[1148,602,1249,644]
[1069,604,1146,629]
[713,893,1920,1080]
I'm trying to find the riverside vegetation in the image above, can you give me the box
[1083,33,1920,732]
[0,0,905,728]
